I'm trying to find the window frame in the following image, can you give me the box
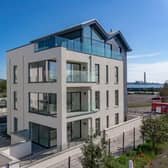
[14,117,18,132]
[28,60,56,83]
[115,113,119,124]
[115,90,119,106]
[13,65,18,84]
[95,91,100,109]
[106,115,109,128]
[95,64,100,83]
[106,65,109,83]
[95,118,101,136]
[106,90,109,108]
[29,92,57,116]
[13,91,18,110]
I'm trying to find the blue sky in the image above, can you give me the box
[1,0,168,82]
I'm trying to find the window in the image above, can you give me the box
[13,91,18,110]
[29,61,45,82]
[29,60,56,83]
[36,37,55,51]
[29,122,57,147]
[115,90,119,106]
[14,117,18,132]
[106,65,109,83]
[67,63,81,82]
[119,47,122,53]
[114,66,119,84]
[13,65,18,84]
[95,118,101,136]
[106,90,109,108]
[67,92,81,112]
[115,113,119,124]
[48,60,57,82]
[95,91,100,109]
[95,64,100,83]
[48,93,57,114]
[105,44,112,58]
[106,116,109,128]
[29,92,57,116]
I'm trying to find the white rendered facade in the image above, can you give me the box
[7,20,131,148]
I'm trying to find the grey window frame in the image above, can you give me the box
[13,91,17,110]
[114,66,119,84]
[95,64,100,83]
[115,113,119,124]
[29,92,57,116]
[14,117,18,132]
[13,65,18,84]
[106,65,109,83]
[95,91,100,109]
[115,90,119,106]
[106,90,109,108]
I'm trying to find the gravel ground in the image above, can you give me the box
[128,94,156,106]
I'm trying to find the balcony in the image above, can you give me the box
[35,36,123,60]
[67,70,96,83]
[67,89,97,118]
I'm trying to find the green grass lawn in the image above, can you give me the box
[109,142,168,168]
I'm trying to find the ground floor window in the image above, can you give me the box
[67,119,89,142]
[115,113,119,124]
[14,117,18,132]
[95,118,101,136]
[29,122,57,148]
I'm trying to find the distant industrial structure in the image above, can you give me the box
[144,72,146,83]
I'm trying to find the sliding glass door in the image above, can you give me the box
[29,122,57,148]
[67,92,81,112]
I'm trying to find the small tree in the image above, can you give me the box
[81,136,103,168]
[141,117,168,153]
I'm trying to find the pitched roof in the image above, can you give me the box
[108,31,132,52]
[30,19,132,51]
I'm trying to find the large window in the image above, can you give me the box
[13,65,18,84]
[114,66,119,84]
[67,92,81,112]
[95,64,100,83]
[95,91,100,109]
[13,91,18,110]
[29,122,57,148]
[29,60,56,83]
[29,92,57,116]
[95,118,101,136]
[115,90,119,106]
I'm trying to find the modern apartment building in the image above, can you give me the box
[7,19,131,149]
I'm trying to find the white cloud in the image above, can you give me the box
[128,61,168,83]
[128,52,161,59]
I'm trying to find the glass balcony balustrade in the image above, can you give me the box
[66,70,96,83]
[35,36,123,60]
[67,102,97,118]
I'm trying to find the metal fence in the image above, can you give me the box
[33,127,143,168]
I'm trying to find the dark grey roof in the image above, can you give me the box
[8,19,132,52]
[108,31,132,52]
[31,19,108,43]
